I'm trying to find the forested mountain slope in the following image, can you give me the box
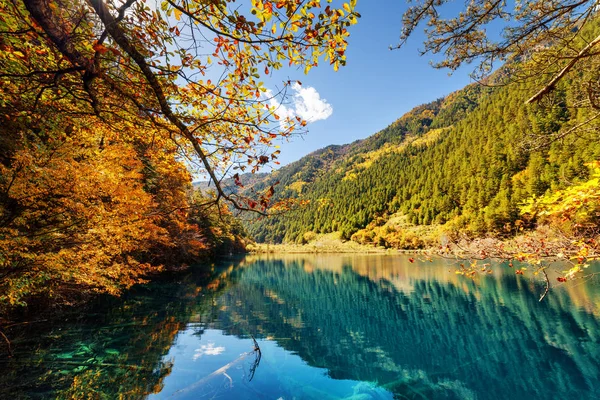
[244,75,600,245]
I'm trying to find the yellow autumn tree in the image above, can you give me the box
[0,0,359,312]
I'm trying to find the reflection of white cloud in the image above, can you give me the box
[266,83,333,125]
[193,342,225,360]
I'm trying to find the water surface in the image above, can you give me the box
[2,254,600,399]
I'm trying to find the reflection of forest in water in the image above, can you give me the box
[219,255,600,400]
[0,261,241,399]
[2,254,600,399]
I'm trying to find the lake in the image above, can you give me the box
[2,254,600,399]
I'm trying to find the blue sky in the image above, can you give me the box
[265,1,475,167]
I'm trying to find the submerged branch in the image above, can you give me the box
[248,334,262,382]
[539,268,550,302]
[170,340,261,398]
[0,330,13,357]
[0,358,158,370]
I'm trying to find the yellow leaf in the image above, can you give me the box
[174,8,182,21]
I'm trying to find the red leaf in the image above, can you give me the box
[93,42,109,54]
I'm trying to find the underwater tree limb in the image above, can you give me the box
[0,330,12,357]
[539,268,550,302]
[170,341,261,398]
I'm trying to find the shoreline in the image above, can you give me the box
[247,241,431,255]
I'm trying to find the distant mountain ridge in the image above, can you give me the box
[194,172,269,194]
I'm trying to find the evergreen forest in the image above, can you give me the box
[244,31,600,249]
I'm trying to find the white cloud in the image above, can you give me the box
[265,83,333,125]
[193,342,225,360]
[290,82,333,122]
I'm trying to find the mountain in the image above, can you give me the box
[240,67,600,247]
[194,172,269,194]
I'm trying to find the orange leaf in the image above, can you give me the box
[93,42,109,54]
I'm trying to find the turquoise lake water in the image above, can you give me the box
[2,254,600,399]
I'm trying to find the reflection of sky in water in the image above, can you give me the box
[149,328,395,400]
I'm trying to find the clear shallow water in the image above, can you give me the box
[2,254,600,399]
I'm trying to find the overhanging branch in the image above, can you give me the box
[526,32,600,104]
[22,0,96,75]
[86,0,266,214]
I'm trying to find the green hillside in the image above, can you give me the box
[244,70,600,246]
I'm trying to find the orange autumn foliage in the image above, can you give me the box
[0,119,211,308]
[0,0,358,312]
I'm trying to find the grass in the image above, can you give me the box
[247,232,395,254]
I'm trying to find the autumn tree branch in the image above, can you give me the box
[22,0,96,75]
[86,0,265,214]
[526,32,600,104]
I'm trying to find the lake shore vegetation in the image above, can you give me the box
[0,0,359,316]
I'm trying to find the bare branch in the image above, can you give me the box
[539,268,550,302]
[527,33,600,104]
